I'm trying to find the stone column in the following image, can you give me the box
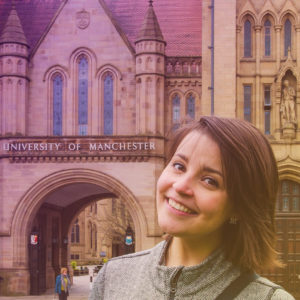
[295,25,300,65]
[255,26,261,127]
[275,25,282,70]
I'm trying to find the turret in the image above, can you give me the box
[0,3,29,136]
[135,0,166,135]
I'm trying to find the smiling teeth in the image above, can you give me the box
[168,199,194,214]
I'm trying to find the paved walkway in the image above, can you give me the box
[0,266,97,300]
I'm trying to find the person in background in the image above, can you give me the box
[55,267,71,300]
[90,116,295,299]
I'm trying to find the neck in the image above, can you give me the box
[165,235,221,267]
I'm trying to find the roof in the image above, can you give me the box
[0,5,28,45]
[0,0,201,57]
[135,1,165,43]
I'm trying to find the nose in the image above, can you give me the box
[173,174,194,196]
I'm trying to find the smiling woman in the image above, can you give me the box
[89,116,295,300]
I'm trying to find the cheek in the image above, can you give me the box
[156,171,169,195]
[198,192,230,216]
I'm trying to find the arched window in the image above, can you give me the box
[243,85,252,122]
[186,94,195,119]
[284,19,292,56]
[71,219,80,243]
[244,20,252,57]
[278,180,300,212]
[264,20,271,56]
[78,56,88,135]
[53,74,63,136]
[172,94,180,125]
[103,73,113,135]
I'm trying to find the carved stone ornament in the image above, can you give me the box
[281,79,297,125]
[76,9,90,29]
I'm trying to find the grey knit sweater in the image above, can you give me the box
[89,241,295,300]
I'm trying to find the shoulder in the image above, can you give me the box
[271,288,295,300]
[104,241,165,272]
[243,276,295,300]
[89,241,166,299]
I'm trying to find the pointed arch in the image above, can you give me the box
[186,93,195,120]
[44,65,68,136]
[258,10,278,26]
[97,65,121,135]
[70,48,97,136]
[103,72,114,135]
[78,55,88,135]
[244,19,252,57]
[172,93,181,125]
[52,73,63,136]
[11,169,148,267]
[279,12,296,58]
[259,11,276,59]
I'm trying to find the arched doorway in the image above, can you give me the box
[11,169,147,295]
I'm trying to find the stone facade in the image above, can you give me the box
[0,0,299,296]
[69,197,135,265]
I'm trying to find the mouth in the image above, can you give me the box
[167,198,197,215]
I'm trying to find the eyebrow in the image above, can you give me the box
[175,153,224,178]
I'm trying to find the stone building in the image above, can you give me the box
[0,0,299,296]
[69,197,135,265]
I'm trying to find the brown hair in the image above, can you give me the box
[167,116,280,272]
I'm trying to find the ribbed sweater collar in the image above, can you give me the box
[149,239,240,297]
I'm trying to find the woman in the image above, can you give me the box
[89,116,295,299]
[55,267,71,300]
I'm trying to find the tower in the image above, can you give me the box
[0,4,29,136]
[135,0,166,135]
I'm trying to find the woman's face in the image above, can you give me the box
[156,131,232,243]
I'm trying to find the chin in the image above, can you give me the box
[158,217,182,236]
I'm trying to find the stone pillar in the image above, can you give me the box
[255,26,261,127]
[236,25,241,74]
[295,25,300,66]
[214,0,236,117]
[275,25,282,70]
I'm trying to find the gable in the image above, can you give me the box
[0,0,202,57]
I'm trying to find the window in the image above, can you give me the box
[264,86,271,134]
[243,85,251,122]
[186,94,195,119]
[264,20,271,57]
[103,73,113,135]
[172,94,180,126]
[53,74,63,135]
[244,20,252,57]
[70,254,80,260]
[78,56,88,135]
[71,219,80,243]
[278,180,300,212]
[284,19,292,56]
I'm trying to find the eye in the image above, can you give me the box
[203,177,219,188]
[172,162,185,172]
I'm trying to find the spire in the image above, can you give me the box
[135,1,165,43]
[0,5,28,45]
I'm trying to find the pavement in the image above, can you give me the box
[0,266,97,300]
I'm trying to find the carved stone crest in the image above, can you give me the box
[76,9,90,29]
